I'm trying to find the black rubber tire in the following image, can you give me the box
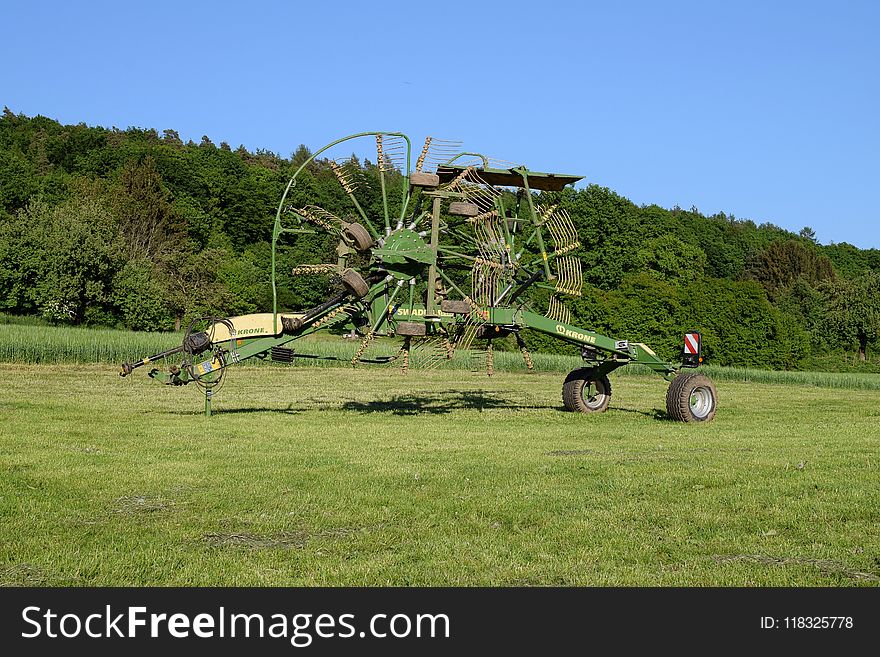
[440,299,472,315]
[410,172,440,188]
[666,371,717,422]
[343,222,373,252]
[562,369,612,413]
[448,201,480,217]
[340,268,369,298]
[394,321,426,337]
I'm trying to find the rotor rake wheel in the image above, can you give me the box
[277,133,523,370]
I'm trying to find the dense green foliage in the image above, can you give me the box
[1,109,878,368]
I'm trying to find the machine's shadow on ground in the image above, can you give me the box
[171,390,669,419]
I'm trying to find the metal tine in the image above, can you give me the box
[557,257,567,295]
[422,152,464,171]
[551,208,580,254]
[330,159,364,195]
[383,135,408,151]
[471,215,508,261]
[547,294,573,325]
[459,171,501,212]
[483,265,495,306]
[545,209,562,247]
[567,257,576,295]
[381,138,408,172]
[535,203,556,226]
[482,267,498,306]
[554,256,583,296]
[469,209,500,224]
[335,155,364,170]
[409,337,448,371]
[557,295,570,323]
[472,221,502,262]
[457,325,479,353]
[454,295,489,352]
[425,146,467,161]
[443,166,474,191]
[467,168,501,190]
[418,137,463,173]
[452,154,487,168]
[486,157,519,169]
[547,213,575,254]
[475,227,507,271]
[550,217,565,251]
[554,257,568,296]
[470,265,484,307]
[292,264,338,276]
[375,134,406,173]
[296,205,343,233]
[562,209,578,246]
[416,355,447,372]
[460,186,499,214]
[479,210,504,230]
[471,262,501,307]
[479,225,506,260]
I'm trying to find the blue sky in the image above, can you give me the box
[2,0,878,247]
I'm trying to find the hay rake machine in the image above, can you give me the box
[120,132,717,422]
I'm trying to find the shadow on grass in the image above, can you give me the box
[174,397,675,419]
[611,406,671,421]
[339,390,550,415]
[179,390,554,416]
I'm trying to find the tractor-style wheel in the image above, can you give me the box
[341,268,370,298]
[666,371,717,422]
[343,222,374,252]
[448,201,480,217]
[440,299,472,315]
[562,369,612,413]
[394,321,427,337]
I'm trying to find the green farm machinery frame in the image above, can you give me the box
[120,132,717,422]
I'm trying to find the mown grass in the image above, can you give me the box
[1,322,880,390]
[1,364,879,586]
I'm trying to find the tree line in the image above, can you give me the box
[0,109,878,370]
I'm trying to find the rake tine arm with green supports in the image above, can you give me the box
[121,131,717,422]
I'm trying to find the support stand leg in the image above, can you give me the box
[516,333,534,370]
[486,339,494,377]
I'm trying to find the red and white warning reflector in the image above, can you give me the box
[682,331,702,367]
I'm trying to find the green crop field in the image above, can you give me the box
[1,362,879,586]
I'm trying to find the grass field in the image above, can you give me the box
[3,321,880,390]
[1,363,879,586]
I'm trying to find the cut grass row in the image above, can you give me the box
[1,322,878,390]
[2,364,879,586]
